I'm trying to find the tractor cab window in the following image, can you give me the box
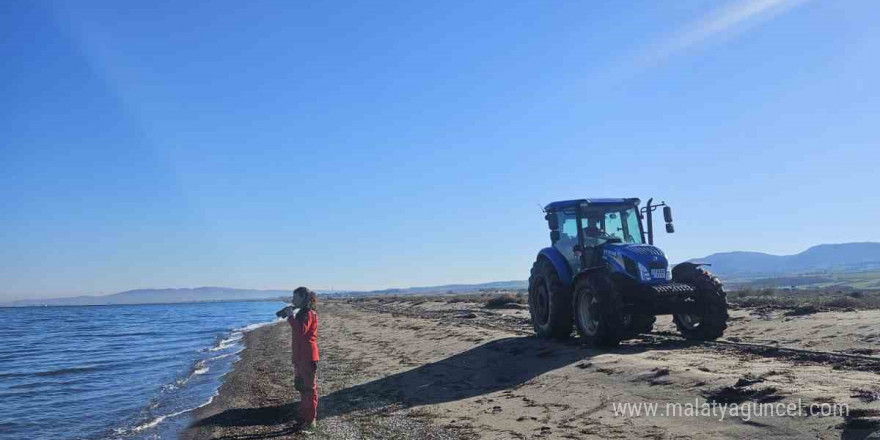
[618,208,644,244]
[604,212,624,241]
[560,214,578,241]
[554,210,579,268]
[581,212,606,248]
[582,206,644,246]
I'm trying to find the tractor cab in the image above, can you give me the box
[543,198,673,283]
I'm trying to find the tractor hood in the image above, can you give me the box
[601,243,670,284]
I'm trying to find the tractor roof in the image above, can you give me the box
[544,198,640,212]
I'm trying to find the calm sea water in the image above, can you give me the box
[0,301,286,440]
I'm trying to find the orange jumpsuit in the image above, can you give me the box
[288,310,319,424]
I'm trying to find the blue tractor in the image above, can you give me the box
[528,198,728,347]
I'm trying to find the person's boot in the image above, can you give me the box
[298,420,317,432]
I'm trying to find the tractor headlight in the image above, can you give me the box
[638,262,652,282]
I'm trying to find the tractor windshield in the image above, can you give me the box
[582,206,643,245]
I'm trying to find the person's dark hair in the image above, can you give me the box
[293,286,318,315]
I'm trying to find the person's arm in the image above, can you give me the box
[309,312,318,340]
[305,312,319,361]
[287,312,314,339]
[289,317,297,365]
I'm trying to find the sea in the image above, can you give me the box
[0,301,286,440]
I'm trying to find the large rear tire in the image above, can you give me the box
[573,273,625,347]
[528,257,572,339]
[672,264,728,340]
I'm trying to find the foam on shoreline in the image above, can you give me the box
[181,320,291,440]
[114,318,285,439]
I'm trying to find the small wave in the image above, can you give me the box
[0,389,47,399]
[208,351,239,361]
[208,333,243,352]
[193,364,209,376]
[131,408,182,433]
[201,319,277,353]
[198,393,217,409]
[33,365,105,377]
[127,392,218,434]
[132,415,165,432]
[5,375,92,390]
[6,381,48,390]
[178,361,207,385]
[128,404,196,433]
[237,319,280,333]
[90,331,164,338]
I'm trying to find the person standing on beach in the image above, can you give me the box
[288,287,320,430]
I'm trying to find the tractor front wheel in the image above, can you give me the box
[573,273,625,347]
[528,257,572,339]
[672,264,728,340]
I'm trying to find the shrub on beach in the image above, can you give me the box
[822,296,864,309]
[484,293,525,309]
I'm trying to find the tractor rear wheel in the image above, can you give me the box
[528,257,572,339]
[573,273,625,347]
[672,264,728,340]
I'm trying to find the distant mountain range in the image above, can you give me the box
[5,243,879,307]
[689,242,880,279]
[4,287,291,307]
[2,281,529,307]
[345,280,528,297]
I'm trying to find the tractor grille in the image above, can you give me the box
[648,282,695,295]
[628,245,665,257]
[623,256,639,278]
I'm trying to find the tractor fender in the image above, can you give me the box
[671,261,711,281]
[538,247,573,286]
[571,265,608,289]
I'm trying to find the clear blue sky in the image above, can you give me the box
[2,0,878,300]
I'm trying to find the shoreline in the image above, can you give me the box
[183,301,473,439]
[183,321,296,440]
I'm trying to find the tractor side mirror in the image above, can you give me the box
[665,223,675,233]
[663,206,673,223]
[545,212,559,230]
[550,230,561,242]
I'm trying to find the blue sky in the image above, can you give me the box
[2,0,878,300]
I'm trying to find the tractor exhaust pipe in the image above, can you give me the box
[642,198,673,246]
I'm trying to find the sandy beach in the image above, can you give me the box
[184,299,880,439]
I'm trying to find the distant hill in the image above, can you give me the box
[2,281,530,307]
[690,242,880,279]
[5,287,291,307]
[340,280,529,297]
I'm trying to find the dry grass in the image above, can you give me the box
[343,290,529,307]
[728,287,880,312]
[342,286,880,314]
